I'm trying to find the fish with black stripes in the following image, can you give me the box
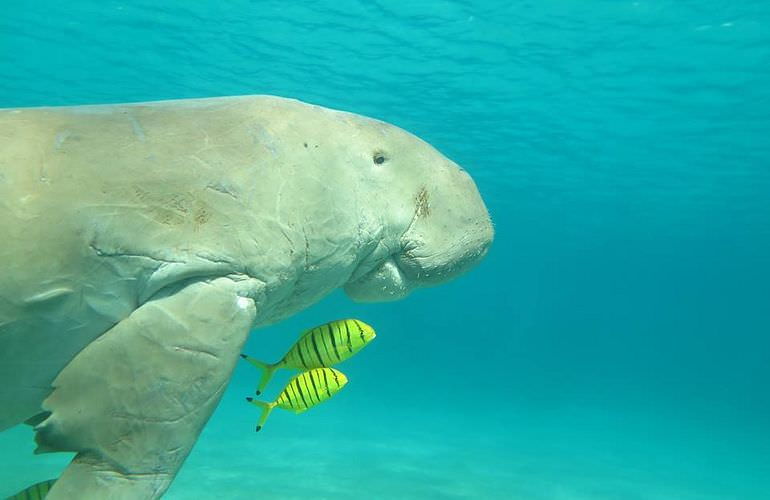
[245,367,347,431]
[7,479,56,500]
[240,318,375,395]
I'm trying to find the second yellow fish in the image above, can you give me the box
[241,318,375,394]
[246,367,348,431]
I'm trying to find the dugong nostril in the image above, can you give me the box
[373,151,388,164]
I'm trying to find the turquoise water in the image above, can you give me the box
[2,1,769,498]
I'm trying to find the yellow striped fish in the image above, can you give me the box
[241,318,375,394]
[7,479,56,500]
[246,367,347,431]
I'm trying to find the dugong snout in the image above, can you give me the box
[396,166,494,287]
[345,161,493,302]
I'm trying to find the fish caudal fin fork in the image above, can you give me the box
[246,398,275,432]
[240,354,278,395]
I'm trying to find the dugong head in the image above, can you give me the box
[340,112,494,302]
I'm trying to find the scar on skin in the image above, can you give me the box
[415,187,430,217]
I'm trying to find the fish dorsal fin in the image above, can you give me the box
[296,324,317,339]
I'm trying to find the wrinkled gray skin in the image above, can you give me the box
[0,96,493,499]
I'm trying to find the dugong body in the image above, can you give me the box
[0,96,492,498]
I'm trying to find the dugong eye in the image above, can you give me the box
[373,152,388,165]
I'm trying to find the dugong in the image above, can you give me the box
[0,95,493,499]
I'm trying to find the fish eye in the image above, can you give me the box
[373,151,388,165]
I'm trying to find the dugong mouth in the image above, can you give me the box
[344,255,414,303]
[343,231,492,303]
[394,236,492,287]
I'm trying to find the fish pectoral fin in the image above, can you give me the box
[34,277,261,500]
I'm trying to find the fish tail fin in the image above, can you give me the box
[240,354,278,395]
[245,397,275,432]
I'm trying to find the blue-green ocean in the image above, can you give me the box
[1,1,769,498]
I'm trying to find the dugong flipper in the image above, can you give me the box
[36,277,259,498]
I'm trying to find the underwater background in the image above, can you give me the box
[1,1,769,498]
